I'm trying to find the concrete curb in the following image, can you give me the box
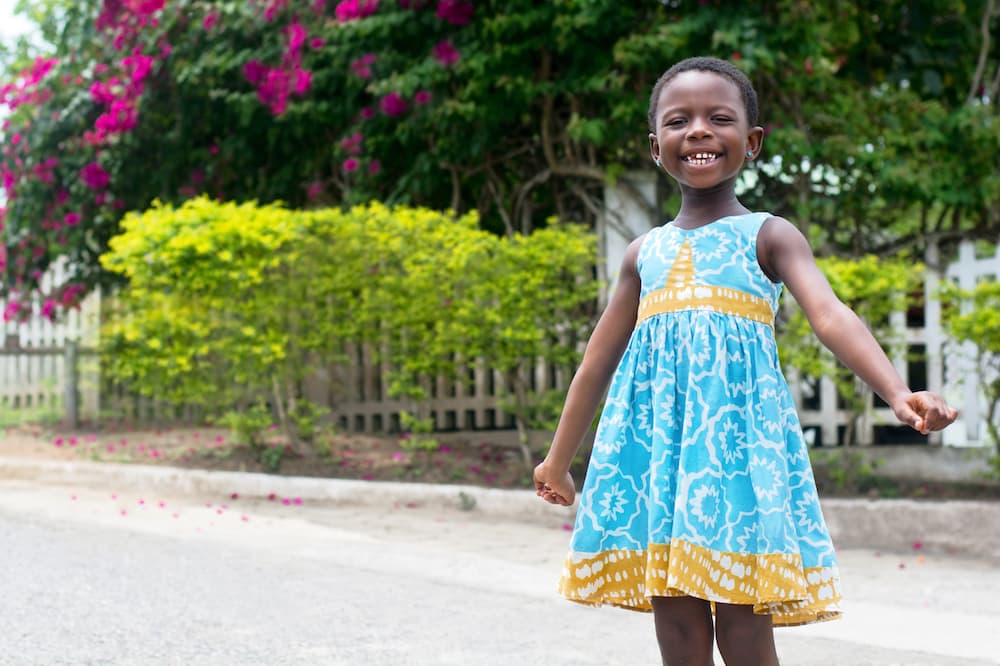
[3,456,998,562]
[0,456,578,522]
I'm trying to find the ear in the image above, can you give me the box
[649,133,661,163]
[745,125,764,159]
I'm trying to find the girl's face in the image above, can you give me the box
[648,70,762,191]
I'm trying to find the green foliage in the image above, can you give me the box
[941,277,1000,455]
[778,254,923,444]
[218,399,291,471]
[257,443,288,473]
[219,401,273,448]
[398,412,439,453]
[810,449,881,495]
[99,199,598,444]
[3,1,997,310]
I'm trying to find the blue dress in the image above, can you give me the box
[559,213,842,626]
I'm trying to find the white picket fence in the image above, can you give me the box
[1,241,996,447]
[0,261,101,424]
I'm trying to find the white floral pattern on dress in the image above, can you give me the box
[563,213,841,625]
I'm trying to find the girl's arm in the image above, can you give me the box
[534,235,645,506]
[759,216,957,434]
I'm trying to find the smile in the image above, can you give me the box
[682,152,721,165]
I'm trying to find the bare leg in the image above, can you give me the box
[714,602,779,666]
[650,595,715,666]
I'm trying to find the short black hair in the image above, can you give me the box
[647,57,759,132]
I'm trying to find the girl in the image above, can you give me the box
[532,57,958,666]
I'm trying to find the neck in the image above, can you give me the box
[672,179,748,229]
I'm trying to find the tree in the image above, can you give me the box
[2,0,997,320]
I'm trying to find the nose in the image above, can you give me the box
[686,116,713,139]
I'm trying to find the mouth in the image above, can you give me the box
[682,152,722,166]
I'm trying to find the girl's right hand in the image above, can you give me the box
[533,461,576,506]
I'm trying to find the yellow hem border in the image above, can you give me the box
[559,540,842,627]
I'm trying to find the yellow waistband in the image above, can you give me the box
[636,285,774,327]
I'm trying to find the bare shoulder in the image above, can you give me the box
[759,215,807,247]
[757,215,814,283]
[620,231,650,274]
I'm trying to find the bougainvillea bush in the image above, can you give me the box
[2,0,997,324]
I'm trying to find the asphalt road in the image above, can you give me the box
[1,478,998,665]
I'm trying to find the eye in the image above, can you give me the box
[665,118,686,128]
[712,116,735,123]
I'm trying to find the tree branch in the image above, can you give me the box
[967,0,996,104]
[513,168,552,231]
[484,166,514,236]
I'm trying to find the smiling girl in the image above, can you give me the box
[532,57,957,666]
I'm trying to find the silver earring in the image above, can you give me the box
[746,151,753,158]
[655,159,661,167]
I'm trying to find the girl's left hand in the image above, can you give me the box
[891,391,959,434]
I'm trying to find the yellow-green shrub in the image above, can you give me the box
[100,198,598,460]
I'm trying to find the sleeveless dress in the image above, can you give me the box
[559,213,842,626]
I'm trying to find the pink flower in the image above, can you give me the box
[263,0,288,21]
[343,158,359,172]
[243,60,268,85]
[310,37,325,49]
[360,106,375,120]
[350,53,376,79]
[432,40,460,66]
[414,90,431,105]
[1,168,15,192]
[335,0,379,22]
[293,69,312,95]
[436,0,473,25]
[285,22,307,52]
[1,300,20,323]
[64,212,81,226]
[80,162,110,190]
[203,11,219,31]
[95,99,138,133]
[306,181,324,200]
[41,299,56,320]
[379,91,407,116]
[123,54,155,84]
[83,129,106,146]
[368,160,381,175]
[340,132,363,154]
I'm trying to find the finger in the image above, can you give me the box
[896,403,924,431]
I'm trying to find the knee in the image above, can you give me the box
[715,610,777,666]
[652,597,714,666]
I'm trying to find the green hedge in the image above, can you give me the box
[100,198,598,454]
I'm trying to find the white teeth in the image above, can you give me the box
[684,152,719,165]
